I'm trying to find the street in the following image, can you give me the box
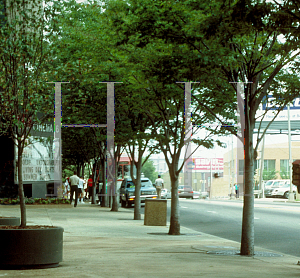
[131,198,300,257]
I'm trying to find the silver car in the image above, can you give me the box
[178,185,194,199]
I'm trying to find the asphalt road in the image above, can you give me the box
[132,198,300,257]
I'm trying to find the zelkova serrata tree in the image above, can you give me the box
[0,0,58,227]
[102,0,300,247]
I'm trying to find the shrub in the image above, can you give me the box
[26,198,34,204]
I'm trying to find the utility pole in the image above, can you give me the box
[288,103,295,201]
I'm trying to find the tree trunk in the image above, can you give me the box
[92,162,97,204]
[77,164,81,176]
[240,110,255,255]
[134,158,142,220]
[168,159,180,235]
[111,195,118,211]
[111,162,119,211]
[81,164,85,178]
[169,175,180,235]
[18,145,26,227]
[101,157,107,207]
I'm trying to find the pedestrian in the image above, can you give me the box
[64,177,70,198]
[235,183,240,199]
[87,175,93,200]
[78,176,85,204]
[69,171,80,207]
[155,175,164,199]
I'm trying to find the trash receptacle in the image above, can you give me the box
[144,199,167,226]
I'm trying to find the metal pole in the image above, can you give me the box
[228,139,232,198]
[288,103,294,201]
[210,158,212,198]
[231,135,234,199]
[259,130,265,198]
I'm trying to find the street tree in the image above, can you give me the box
[102,0,300,249]
[50,0,129,211]
[0,0,58,227]
[195,1,300,256]
[138,0,300,254]
[142,158,158,183]
[102,0,236,235]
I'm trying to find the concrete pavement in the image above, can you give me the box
[0,202,299,277]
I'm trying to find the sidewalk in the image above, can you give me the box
[0,203,299,277]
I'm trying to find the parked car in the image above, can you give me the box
[264,180,291,197]
[119,178,157,207]
[161,188,171,199]
[178,185,194,199]
[269,182,297,199]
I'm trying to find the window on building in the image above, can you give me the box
[239,160,244,175]
[280,159,290,179]
[264,160,276,171]
[263,159,276,180]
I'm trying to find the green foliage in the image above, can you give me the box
[263,169,279,181]
[25,198,34,204]
[0,0,59,138]
[142,158,158,183]
[280,168,290,179]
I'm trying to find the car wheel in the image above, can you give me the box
[284,192,289,199]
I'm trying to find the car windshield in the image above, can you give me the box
[271,181,286,188]
[141,180,153,187]
[265,181,273,186]
[126,180,153,188]
[126,182,135,188]
[179,185,192,190]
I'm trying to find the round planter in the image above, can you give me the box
[0,217,20,226]
[0,226,63,269]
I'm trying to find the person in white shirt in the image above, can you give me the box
[155,175,164,199]
[64,178,70,198]
[69,171,80,207]
[78,176,85,204]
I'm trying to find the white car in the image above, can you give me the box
[270,182,297,199]
[161,188,171,199]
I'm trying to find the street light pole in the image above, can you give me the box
[259,130,265,198]
[288,103,294,201]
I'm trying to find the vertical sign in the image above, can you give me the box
[178,82,200,189]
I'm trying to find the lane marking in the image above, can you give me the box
[254,217,260,220]
[181,206,188,209]
[207,211,217,213]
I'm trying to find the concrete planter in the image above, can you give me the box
[0,217,20,226]
[0,226,63,269]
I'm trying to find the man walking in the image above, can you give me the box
[78,176,84,204]
[69,171,79,207]
[235,183,240,199]
[155,175,164,199]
